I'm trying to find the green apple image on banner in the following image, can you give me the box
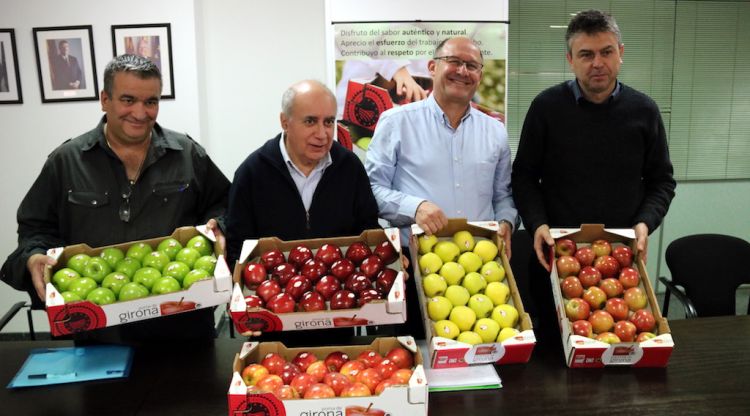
[162,261,191,284]
[186,235,213,257]
[182,268,210,289]
[132,267,162,290]
[66,253,91,276]
[142,251,170,271]
[193,255,217,275]
[156,238,183,260]
[101,272,131,296]
[86,287,117,305]
[126,242,153,262]
[52,268,80,291]
[99,247,125,269]
[83,257,112,284]
[67,277,98,299]
[118,282,149,301]
[175,248,201,269]
[114,257,141,278]
[151,276,182,295]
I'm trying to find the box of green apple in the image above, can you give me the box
[43,225,232,336]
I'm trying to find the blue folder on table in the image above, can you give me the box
[7,345,133,388]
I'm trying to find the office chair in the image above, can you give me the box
[659,234,750,318]
[0,293,45,340]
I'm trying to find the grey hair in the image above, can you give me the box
[103,54,162,97]
[281,80,336,117]
[566,9,622,53]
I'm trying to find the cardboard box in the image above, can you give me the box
[550,224,674,368]
[229,228,407,333]
[343,80,394,132]
[44,225,232,336]
[227,336,428,416]
[411,219,536,369]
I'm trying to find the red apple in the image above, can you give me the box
[290,373,317,397]
[359,255,384,279]
[636,331,657,342]
[605,297,630,321]
[390,368,413,384]
[266,292,296,313]
[304,383,336,399]
[285,275,312,301]
[375,268,398,295]
[385,347,413,369]
[560,276,584,299]
[591,239,612,257]
[301,258,328,282]
[244,294,264,309]
[555,238,577,257]
[595,332,621,344]
[374,358,399,379]
[358,288,383,306]
[256,374,284,392]
[279,362,301,385]
[612,245,634,268]
[291,351,318,372]
[618,266,640,289]
[373,240,399,265]
[594,255,620,278]
[623,287,648,311]
[340,382,371,397]
[299,290,326,312]
[256,279,281,303]
[375,378,400,395]
[323,371,352,396]
[330,289,357,310]
[572,319,593,338]
[242,262,267,289]
[260,249,285,270]
[357,349,383,368]
[614,320,637,342]
[241,363,269,386]
[565,297,591,321]
[578,266,602,288]
[288,244,313,268]
[273,384,299,400]
[306,360,329,382]
[599,277,624,298]
[314,275,341,300]
[345,272,373,294]
[330,258,355,281]
[555,255,581,278]
[339,360,367,382]
[333,315,369,327]
[261,352,287,375]
[315,243,343,267]
[583,286,607,310]
[324,351,350,372]
[630,309,656,333]
[588,310,615,334]
[271,262,297,286]
[345,241,372,265]
[574,246,596,267]
[356,367,383,393]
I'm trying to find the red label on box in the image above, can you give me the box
[343,81,393,131]
[49,302,107,335]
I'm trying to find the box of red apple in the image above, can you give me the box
[229,228,407,333]
[43,225,233,336]
[411,218,536,369]
[227,336,428,416]
[550,224,674,368]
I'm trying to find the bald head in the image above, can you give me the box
[281,80,336,117]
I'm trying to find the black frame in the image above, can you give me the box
[111,23,175,99]
[32,25,98,103]
[0,28,23,104]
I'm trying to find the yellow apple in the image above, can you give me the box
[418,252,443,275]
[474,318,501,343]
[473,240,499,263]
[468,293,494,318]
[480,260,505,283]
[433,319,460,339]
[434,241,461,263]
[449,305,477,332]
[422,273,447,297]
[491,304,519,329]
[484,281,510,306]
[417,234,438,255]
[452,231,475,252]
[445,285,470,307]
[497,327,520,342]
[427,296,453,321]
[439,262,465,286]
[457,251,483,273]
[461,271,487,295]
[457,330,483,345]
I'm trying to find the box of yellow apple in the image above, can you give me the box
[410,219,535,369]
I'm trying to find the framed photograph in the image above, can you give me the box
[0,29,22,104]
[111,23,174,99]
[33,25,98,103]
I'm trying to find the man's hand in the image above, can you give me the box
[393,67,428,103]
[498,221,512,260]
[205,218,226,257]
[27,254,57,301]
[240,330,262,338]
[400,254,410,281]
[634,222,649,263]
[415,201,448,235]
[533,224,555,272]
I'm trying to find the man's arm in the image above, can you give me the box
[224,162,257,265]
[351,157,382,233]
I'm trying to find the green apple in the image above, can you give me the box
[66,253,91,276]
[86,287,117,305]
[434,241,460,263]
[462,272,487,295]
[156,238,183,260]
[485,281,510,306]
[67,277,98,299]
[101,272,131,296]
[457,330,483,345]
[468,293,494,318]
[99,247,125,269]
[449,305,476,332]
[142,251,171,271]
[453,231,475,252]
[474,318,501,343]
[427,296,453,321]
[457,252,483,273]
[52,268,80,291]
[491,304,519,329]
[126,242,153,262]
[356,137,371,151]
[175,247,201,269]
[422,273,447,297]
[417,234,438,255]
[480,261,505,283]
[133,267,162,290]
[497,327,520,342]
[61,291,81,303]
[114,257,141,278]
[193,255,218,275]
[473,240,499,263]
[186,235,213,257]
[433,319,460,339]
[445,285,470,307]
[182,268,210,289]
[418,252,443,275]
[439,262,465,286]
[151,276,182,295]
[82,257,112,284]
[118,282,150,301]
[163,261,191,284]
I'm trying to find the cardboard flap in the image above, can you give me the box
[194,224,216,242]
[229,283,245,311]
[239,342,258,359]
[213,255,232,291]
[46,283,64,306]
[467,220,500,231]
[228,372,246,395]
[46,247,65,261]
[239,240,259,264]
[397,335,418,353]
[384,227,401,253]
[408,364,428,404]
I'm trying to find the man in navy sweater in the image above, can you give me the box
[511,10,676,332]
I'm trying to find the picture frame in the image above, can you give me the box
[33,25,98,103]
[111,23,174,99]
[0,29,22,104]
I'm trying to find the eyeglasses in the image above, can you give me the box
[433,56,483,73]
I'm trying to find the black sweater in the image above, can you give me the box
[511,82,676,235]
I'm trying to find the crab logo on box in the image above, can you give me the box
[232,394,284,416]
[240,311,283,332]
[118,304,160,323]
[52,303,106,334]
[294,318,333,330]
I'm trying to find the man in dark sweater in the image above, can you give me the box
[511,10,676,334]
